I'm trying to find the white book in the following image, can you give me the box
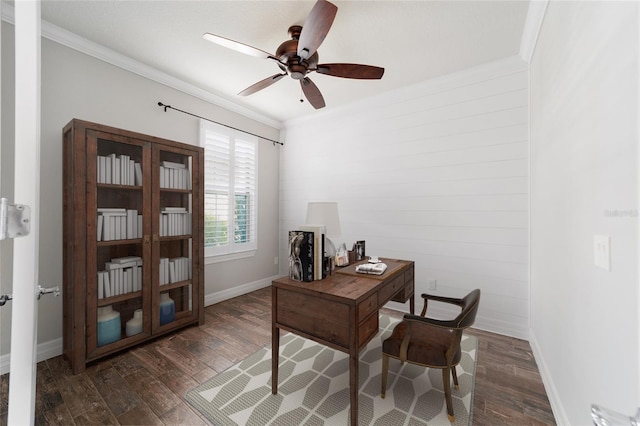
[161,207,187,212]
[108,154,116,184]
[98,272,104,299]
[169,261,176,283]
[118,268,124,295]
[104,272,111,298]
[134,162,142,186]
[137,215,143,238]
[111,256,142,264]
[97,208,127,213]
[125,268,133,293]
[97,215,104,241]
[114,217,121,240]
[102,215,111,241]
[161,161,186,169]
[120,155,129,185]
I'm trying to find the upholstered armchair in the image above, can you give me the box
[381,289,481,422]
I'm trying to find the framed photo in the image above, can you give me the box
[355,240,366,260]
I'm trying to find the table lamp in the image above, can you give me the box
[306,202,341,257]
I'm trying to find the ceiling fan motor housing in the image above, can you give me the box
[276,26,319,80]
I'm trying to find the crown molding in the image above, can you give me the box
[0,2,282,129]
[519,0,550,63]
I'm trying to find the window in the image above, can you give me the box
[201,120,258,259]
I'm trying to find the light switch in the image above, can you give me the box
[427,279,437,290]
[594,235,611,271]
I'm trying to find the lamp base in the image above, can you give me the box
[325,237,337,258]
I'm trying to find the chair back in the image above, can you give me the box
[454,289,481,329]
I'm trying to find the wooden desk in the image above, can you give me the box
[271,258,414,425]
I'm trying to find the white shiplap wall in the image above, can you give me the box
[280,56,529,338]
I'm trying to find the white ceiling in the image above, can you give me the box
[37,0,530,124]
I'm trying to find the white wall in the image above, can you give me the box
[529,1,639,424]
[280,56,530,338]
[0,22,281,368]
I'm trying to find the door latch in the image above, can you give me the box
[37,285,60,300]
[0,294,12,306]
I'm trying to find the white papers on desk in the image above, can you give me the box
[355,262,387,275]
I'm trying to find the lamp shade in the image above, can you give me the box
[306,202,341,237]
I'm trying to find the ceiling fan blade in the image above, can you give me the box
[300,77,326,109]
[238,73,287,96]
[297,0,338,60]
[316,63,385,79]
[203,33,275,60]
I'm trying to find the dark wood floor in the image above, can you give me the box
[0,287,555,425]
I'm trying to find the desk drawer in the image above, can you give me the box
[276,288,349,348]
[379,274,405,303]
[358,293,378,319]
[391,282,414,303]
[358,311,379,349]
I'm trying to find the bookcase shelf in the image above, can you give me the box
[63,119,204,374]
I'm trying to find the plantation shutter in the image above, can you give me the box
[202,121,258,257]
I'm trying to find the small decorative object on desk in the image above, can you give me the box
[335,243,349,267]
[355,240,366,260]
[355,262,387,275]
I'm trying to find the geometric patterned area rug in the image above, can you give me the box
[186,314,477,426]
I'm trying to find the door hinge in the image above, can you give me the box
[0,197,31,240]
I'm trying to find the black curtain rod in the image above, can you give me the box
[157,102,284,146]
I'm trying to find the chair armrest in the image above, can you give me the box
[419,293,464,317]
[421,293,464,307]
[404,313,459,330]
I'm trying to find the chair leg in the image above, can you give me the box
[381,354,389,398]
[452,365,459,390]
[442,368,455,423]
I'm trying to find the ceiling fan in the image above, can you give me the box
[203,0,384,109]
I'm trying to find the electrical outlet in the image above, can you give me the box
[427,279,437,290]
[594,235,611,271]
[274,257,279,265]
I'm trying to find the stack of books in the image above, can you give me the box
[159,257,191,285]
[97,256,143,299]
[159,161,191,190]
[159,207,191,236]
[97,208,142,241]
[97,153,142,186]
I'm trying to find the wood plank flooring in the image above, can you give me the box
[0,287,555,425]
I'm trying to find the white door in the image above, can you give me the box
[6,1,41,424]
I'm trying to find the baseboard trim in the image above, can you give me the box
[0,338,63,376]
[529,329,568,425]
[384,300,529,340]
[0,277,277,375]
[204,276,276,307]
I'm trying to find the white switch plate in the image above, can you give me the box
[427,279,437,290]
[594,235,611,271]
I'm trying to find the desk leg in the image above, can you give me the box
[349,350,358,425]
[410,294,415,315]
[272,325,279,394]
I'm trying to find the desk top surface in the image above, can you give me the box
[272,258,413,303]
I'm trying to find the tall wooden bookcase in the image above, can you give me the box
[63,119,204,374]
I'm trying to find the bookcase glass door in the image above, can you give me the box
[152,145,198,332]
[87,131,152,357]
